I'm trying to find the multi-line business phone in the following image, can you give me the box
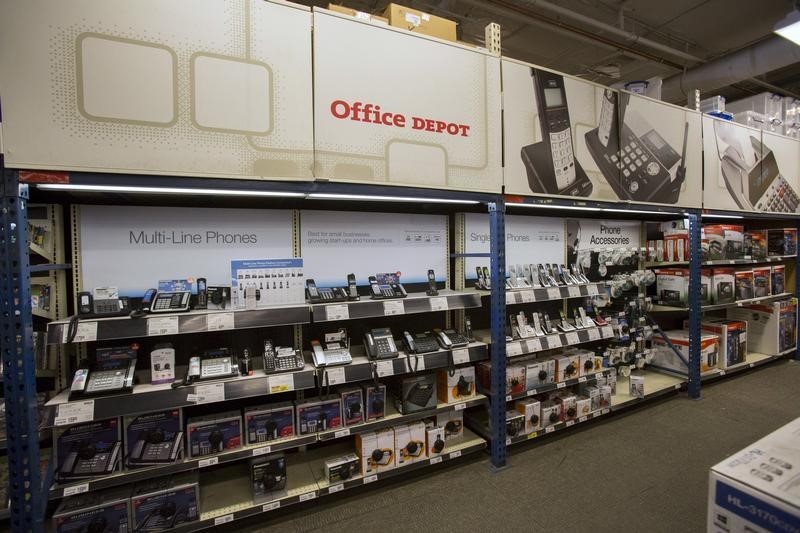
[78,287,130,317]
[137,502,191,531]
[402,331,441,354]
[196,348,238,380]
[305,279,348,303]
[521,68,593,197]
[128,428,183,466]
[263,339,306,374]
[364,328,399,359]
[369,273,407,300]
[311,329,353,367]
[59,440,121,480]
[435,328,470,349]
[69,346,137,399]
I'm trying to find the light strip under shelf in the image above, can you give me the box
[36,183,305,198]
[305,193,479,204]
[701,213,745,219]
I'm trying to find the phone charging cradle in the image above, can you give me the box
[520,141,593,197]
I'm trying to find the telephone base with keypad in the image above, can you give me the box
[521,141,593,197]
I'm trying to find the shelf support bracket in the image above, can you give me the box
[687,210,702,399]
[488,198,507,468]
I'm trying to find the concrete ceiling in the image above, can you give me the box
[306,0,800,104]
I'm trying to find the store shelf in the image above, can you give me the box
[701,292,793,312]
[32,307,54,320]
[310,290,480,322]
[46,304,312,344]
[171,429,485,532]
[475,324,615,358]
[701,349,794,381]
[28,241,54,262]
[488,368,616,403]
[42,367,318,427]
[471,282,605,305]
[645,255,796,269]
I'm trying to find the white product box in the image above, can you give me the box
[437,366,476,403]
[555,353,580,382]
[525,359,556,389]
[708,416,800,532]
[426,426,446,457]
[652,330,719,373]
[515,398,541,434]
[629,375,645,398]
[355,431,378,476]
[150,344,175,385]
[437,411,463,441]
[394,424,412,468]
[541,400,561,428]
[576,397,592,418]
[728,300,797,355]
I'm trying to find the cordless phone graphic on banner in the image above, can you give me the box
[520,68,593,197]
[585,88,689,204]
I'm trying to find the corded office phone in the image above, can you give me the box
[149,290,192,313]
[137,501,191,531]
[78,287,130,317]
[305,279,348,303]
[369,273,407,299]
[196,348,238,380]
[521,68,593,197]
[311,329,352,367]
[69,346,137,399]
[364,328,399,359]
[402,331,441,354]
[586,88,689,204]
[59,440,121,479]
[263,339,305,374]
[435,328,470,349]
[128,428,183,465]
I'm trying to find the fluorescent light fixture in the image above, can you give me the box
[701,213,744,219]
[36,183,304,197]
[775,10,800,45]
[601,208,680,216]
[505,202,597,211]
[306,193,479,204]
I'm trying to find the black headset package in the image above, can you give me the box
[251,454,287,503]
[53,486,130,533]
[124,409,183,467]
[131,472,199,531]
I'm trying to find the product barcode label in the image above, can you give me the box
[588,329,600,341]
[326,367,346,386]
[430,456,443,465]
[505,292,518,305]
[267,374,294,394]
[207,312,234,331]
[547,335,562,348]
[199,457,219,468]
[429,297,449,312]
[578,377,587,383]
[527,389,537,396]
[363,475,378,484]
[299,492,317,501]
[195,383,225,404]
[328,483,344,494]
[62,483,89,497]
[147,316,179,336]
[325,304,349,321]
[602,408,610,415]
[252,446,271,457]
[262,501,280,512]
[54,400,94,426]
[334,429,350,439]
[506,437,512,445]
[506,342,523,357]
[566,420,575,427]
[587,285,600,296]
[601,326,614,338]
[449,450,462,459]
[524,338,542,353]
[528,432,537,440]
[383,300,405,316]
[557,382,566,389]
[719,370,726,376]
[214,514,234,526]
[505,395,512,402]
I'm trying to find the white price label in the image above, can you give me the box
[566,420,575,427]
[363,475,378,484]
[719,370,726,376]
[578,377,587,383]
[451,348,470,365]
[430,456,443,465]
[588,329,600,341]
[557,382,566,389]
[547,335,562,348]
[749,363,755,368]
[147,316,179,336]
[524,338,542,353]
[62,483,89,497]
[736,302,743,307]
[267,374,294,394]
[520,290,534,303]
[587,284,600,296]
[546,287,561,300]
[186,394,198,403]
[545,426,555,433]
[198,457,219,468]
[299,492,317,501]
[506,437,512,445]
[578,416,588,423]
[602,408,610,415]
[505,292,517,305]
[376,360,394,377]
[334,429,351,439]
[207,312,234,331]
[55,400,94,426]
[527,389,537,396]
[65,321,97,343]
[429,297,449,311]
[454,402,467,411]
[214,514,234,526]
[252,446,271,457]
[325,367,346,386]
[328,483,344,494]
[567,286,581,298]
[565,332,580,345]
[195,383,225,404]
[325,304,350,321]
[449,450,462,459]
[505,395,512,402]
[262,501,281,512]
[383,300,405,316]
[601,326,614,338]
[506,342,523,357]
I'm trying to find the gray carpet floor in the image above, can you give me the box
[238,359,800,533]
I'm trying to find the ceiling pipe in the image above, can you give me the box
[661,36,800,102]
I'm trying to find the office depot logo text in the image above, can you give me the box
[330,100,471,137]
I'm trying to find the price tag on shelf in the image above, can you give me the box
[602,408,610,415]
[557,382,566,389]
[194,383,225,405]
[719,370,726,376]
[505,437,512,445]
[527,389,537,396]
[207,312,234,331]
[62,483,89,497]
[565,332,580,345]
[267,374,294,394]
[547,335,562,348]
[198,457,218,468]
[299,492,317,501]
[545,426,555,433]
[325,367,346,386]
[449,450,462,459]
[363,475,378,485]
[376,360,394,377]
[430,456,443,465]
[578,377,587,383]
[524,338,542,353]
[54,400,94,426]
[587,284,599,296]
[451,348,470,365]
[566,420,575,427]
[505,395,512,402]
[214,515,234,526]
[262,501,281,512]
[587,329,600,341]
[546,287,561,300]
[528,432,537,440]
[506,342,523,357]
[505,292,517,305]
[334,429,351,439]
[252,446,271,457]
[567,286,581,298]
[429,297,449,312]
[520,290,534,303]
[601,326,614,338]
[64,321,97,343]
[325,304,350,321]
[383,300,405,316]
[328,483,344,494]
[147,316,179,336]
[454,402,467,411]
[579,416,588,423]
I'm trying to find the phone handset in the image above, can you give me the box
[196,278,208,310]
[425,269,439,296]
[598,89,616,148]
[311,340,327,367]
[435,329,453,349]
[70,368,90,395]
[368,276,382,298]
[130,288,156,319]
[403,331,417,354]
[171,356,201,388]
[306,279,320,302]
[534,69,575,190]
[347,273,359,300]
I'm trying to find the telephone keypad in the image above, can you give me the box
[757,176,800,213]
[201,357,232,378]
[86,370,126,393]
[142,442,173,461]
[549,128,575,187]
[375,338,393,355]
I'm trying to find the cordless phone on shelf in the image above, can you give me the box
[426,269,439,296]
[263,339,305,374]
[69,346,137,399]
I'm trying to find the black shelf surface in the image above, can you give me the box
[472,282,606,304]
[310,290,480,322]
[475,324,616,358]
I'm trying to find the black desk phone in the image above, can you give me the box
[435,328,470,349]
[521,67,593,197]
[78,288,130,317]
[364,328,399,359]
[69,346,137,399]
[585,88,688,204]
[369,273,407,299]
[403,331,441,354]
[306,279,348,303]
[60,440,121,480]
[129,428,183,465]
[149,290,192,313]
[197,348,238,380]
[263,339,305,374]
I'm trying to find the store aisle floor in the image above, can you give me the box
[240,359,800,533]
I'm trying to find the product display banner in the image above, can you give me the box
[463,213,564,279]
[300,210,447,287]
[77,205,293,297]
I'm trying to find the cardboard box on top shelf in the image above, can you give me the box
[382,3,458,42]
[327,4,388,25]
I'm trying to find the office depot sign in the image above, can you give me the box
[314,9,502,192]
